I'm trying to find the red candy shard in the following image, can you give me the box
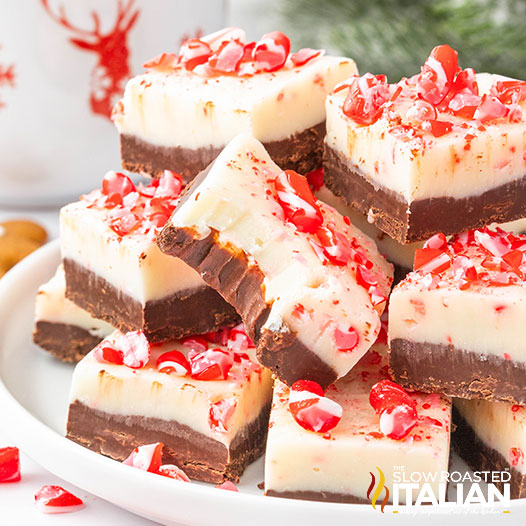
[289,380,343,433]
[474,94,508,122]
[510,447,524,467]
[305,167,324,192]
[274,169,323,233]
[155,170,184,199]
[181,335,209,353]
[34,486,84,514]
[158,464,191,482]
[424,233,448,250]
[209,398,237,433]
[314,224,352,266]
[156,350,191,376]
[227,324,255,351]
[143,52,178,72]
[490,80,526,105]
[179,39,212,71]
[334,326,359,352]
[343,73,390,125]
[290,48,322,67]
[94,331,150,369]
[123,442,164,473]
[0,447,21,483]
[106,207,140,237]
[215,481,239,491]
[422,119,453,138]
[414,247,451,274]
[102,171,135,199]
[190,348,234,381]
[369,379,418,440]
[406,100,437,123]
[253,31,291,72]
[208,38,245,73]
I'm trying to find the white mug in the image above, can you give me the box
[0,0,227,206]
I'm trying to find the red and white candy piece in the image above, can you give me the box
[190,348,234,381]
[369,379,418,440]
[209,398,237,433]
[253,31,290,72]
[34,486,84,514]
[288,380,343,433]
[158,464,191,482]
[215,481,239,492]
[0,446,21,483]
[94,330,151,369]
[123,442,163,473]
[157,350,191,376]
[274,169,323,234]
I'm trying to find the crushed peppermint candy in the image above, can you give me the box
[82,170,184,239]
[143,30,323,78]
[337,44,526,137]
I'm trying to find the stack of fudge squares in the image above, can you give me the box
[31,28,526,502]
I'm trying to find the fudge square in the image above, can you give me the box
[113,27,356,181]
[33,265,113,363]
[60,170,238,342]
[389,228,526,404]
[158,134,393,389]
[264,340,452,503]
[324,43,526,244]
[67,325,273,483]
[453,399,526,499]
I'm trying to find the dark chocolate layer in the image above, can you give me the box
[389,338,526,404]
[33,321,104,363]
[265,488,369,504]
[67,400,271,484]
[157,166,338,388]
[120,122,325,182]
[324,145,526,244]
[63,258,239,343]
[452,406,526,499]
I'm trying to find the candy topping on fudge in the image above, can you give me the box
[337,45,525,136]
[143,29,322,78]
[369,379,418,440]
[82,170,183,239]
[389,227,526,403]
[0,447,21,483]
[158,134,393,388]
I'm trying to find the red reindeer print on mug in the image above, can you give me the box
[41,0,140,120]
[0,48,15,110]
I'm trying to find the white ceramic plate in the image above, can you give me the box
[0,241,524,525]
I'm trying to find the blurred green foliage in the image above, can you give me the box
[279,0,526,80]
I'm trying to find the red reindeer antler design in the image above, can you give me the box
[41,0,140,119]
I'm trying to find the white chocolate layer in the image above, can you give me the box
[60,201,205,304]
[326,73,526,202]
[455,398,526,475]
[35,266,113,339]
[115,56,356,149]
[167,134,393,380]
[265,343,451,499]
[69,331,273,446]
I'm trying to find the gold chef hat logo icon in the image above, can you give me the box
[367,467,389,513]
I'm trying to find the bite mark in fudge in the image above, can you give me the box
[33,266,114,363]
[60,171,238,342]
[66,326,272,484]
[389,228,526,404]
[158,134,393,388]
[453,400,526,499]
[264,341,452,502]
[324,44,526,243]
[113,28,356,181]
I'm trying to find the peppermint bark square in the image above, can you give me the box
[389,228,526,404]
[158,134,393,388]
[60,171,238,342]
[33,266,113,363]
[453,399,526,499]
[66,326,273,484]
[113,28,356,182]
[324,44,526,243]
[264,341,452,503]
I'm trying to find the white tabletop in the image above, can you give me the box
[0,205,164,525]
